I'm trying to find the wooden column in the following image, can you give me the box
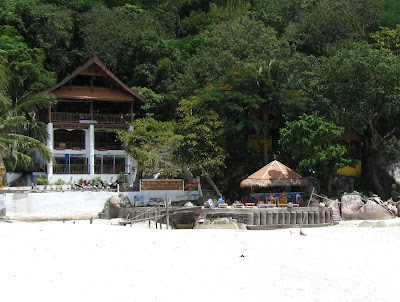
[130,103,134,123]
[90,101,94,120]
[48,107,51,123]
[90,76,94,92]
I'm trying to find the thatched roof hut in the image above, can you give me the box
[240,160,309,189]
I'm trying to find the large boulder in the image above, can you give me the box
[341,193,394,220]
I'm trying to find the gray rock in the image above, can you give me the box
[193,217,240,229]
[341,194,393,220]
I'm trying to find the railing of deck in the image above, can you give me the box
[54,142,85,149]
[95,142,123,150]
[94,165,127,174]
[51,112,130,124]
[53,164,89,174]
[53,164,128,174]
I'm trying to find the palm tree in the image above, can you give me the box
[0,59,55,174]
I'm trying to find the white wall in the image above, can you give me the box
[0,191,116,220]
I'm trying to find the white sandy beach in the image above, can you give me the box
[1,219,400,302]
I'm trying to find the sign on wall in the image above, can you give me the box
[140,179,184,191]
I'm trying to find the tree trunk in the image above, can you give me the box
[263,110,270,164]
[228,0,232,20]
[263,130,268,165]
[368,156,385,197]
[327,174,332,197]
[169,0,173,34]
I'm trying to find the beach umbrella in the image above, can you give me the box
[240,160,309,190]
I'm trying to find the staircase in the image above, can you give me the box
[331,206,342,224]
[199,178,221,202]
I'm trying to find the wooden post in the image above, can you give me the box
[157,204,160,229]
[130,103,134,123]
[90,101,94,120]
[90,76,94,92]
[165,193,170,230]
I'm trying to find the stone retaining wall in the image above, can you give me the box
[116,206,333,229]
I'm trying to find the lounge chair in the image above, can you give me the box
[233,201,245,208]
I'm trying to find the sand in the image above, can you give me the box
[1,219,400,302]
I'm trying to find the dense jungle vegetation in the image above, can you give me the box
[2,0,400,198]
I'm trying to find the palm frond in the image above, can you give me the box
[14,93,56,115]
[0,133,52,163]
[0,57,9,91]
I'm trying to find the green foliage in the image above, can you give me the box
[309,43,400,151]
[133,87,165,120]
[0,0,74,77]
[380,0,400,29]
[81,4,167,86]
[177,9,215,37]
[176,96,227,175]
[0,25,56,101]
[0,61,56,172]
[54,178,65,185]
[249,0,313,33]
[172,16,291,106]
[36,177,49,185]
[285,0,381,55]
[1,0,400,194]
[88,176,102,186]
[280,114,350,179]
[370,25,400,55]
[118,118,182,177]
[117,172,128,183]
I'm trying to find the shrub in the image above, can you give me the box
[36,177,49,185]
[54,179,65,185]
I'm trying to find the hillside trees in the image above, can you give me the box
[0,0,74,78]
[303,43,400,196]
[280,114,350,195]
[285,0,381,55]
[170,17,291,112]
[370,25,400,55]
[0,25,56,104]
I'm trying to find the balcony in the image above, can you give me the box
[54,142,85,150]
[51,112,131,125]
[53,164,89,174]
[95,142,123,150]
[94,165,126,174]
[53,164,128,174]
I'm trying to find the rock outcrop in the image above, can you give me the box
[341,193,395,220]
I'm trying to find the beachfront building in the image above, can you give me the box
[240,160,309,206]
[39,56,145,183]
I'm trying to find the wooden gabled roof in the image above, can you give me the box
[45,56,146,104]
[240,160,309,188]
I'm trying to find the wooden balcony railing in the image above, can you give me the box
[348,149,361,159]
[95,142,123,150]
[52,112,91,123]
[53,164,128,174]
[51,112,131,124]
[54,142,85,149]
[53,164,89,174]
[94,165,127,174]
